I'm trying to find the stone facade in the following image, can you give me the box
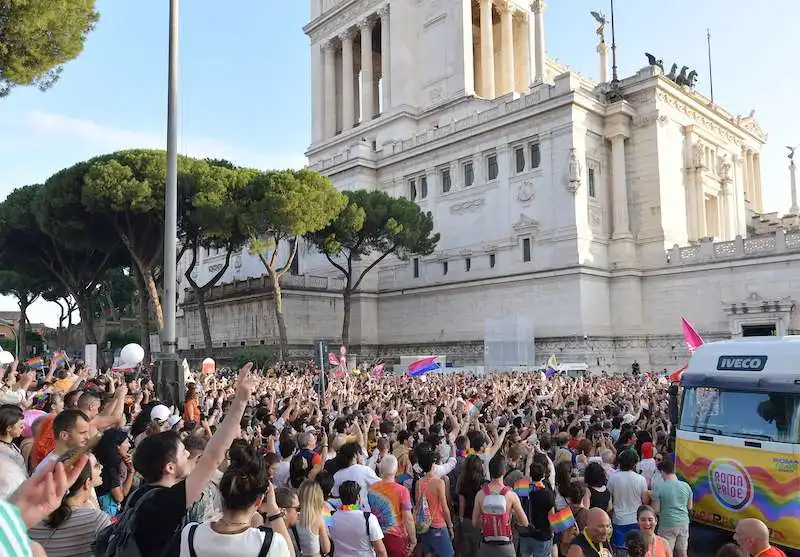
[176,0,796,373]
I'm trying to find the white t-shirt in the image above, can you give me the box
[636,458,658,489]
[179,522,290,557]
[329,510,384,557]
[607,470,648,525]
[274,460,291,488]
[333,464,380,511]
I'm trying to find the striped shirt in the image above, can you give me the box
[28,507,110,557]
[0,499,31,557]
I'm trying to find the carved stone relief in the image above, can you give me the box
[450,198,485,214]
[516,180,535,205]
[512,213,540,235]
[589,207,602,229]
[567,148,582,194]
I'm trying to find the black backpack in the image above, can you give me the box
[93,487,163,557]
[187,523,273,557]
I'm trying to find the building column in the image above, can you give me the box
[479,0,495,99]
[379,5,391,112]
[519,12,531,87]
[340,30,356,131]
[744,148,754,204]
[359,18,375,122]
[610,134,631,238]
[717,189,728,241]
[312,44,325,142]
[753,153,763,213]
[532,0,546,83]
[323,40,337,138]
[499,1,515,95]
[696,178,707,238]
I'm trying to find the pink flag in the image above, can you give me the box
[371,363,385,377]
[328,353,340,366]
[681,317,705,353]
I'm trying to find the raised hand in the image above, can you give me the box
[235,362,256,400]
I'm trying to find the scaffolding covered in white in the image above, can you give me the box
[483,317,535,372]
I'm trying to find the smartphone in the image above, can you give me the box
[58,435,101,467]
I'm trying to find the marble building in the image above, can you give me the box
[178,0,800,372]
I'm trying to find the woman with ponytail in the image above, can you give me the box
[180,442,292,556]
[28,456,110,557]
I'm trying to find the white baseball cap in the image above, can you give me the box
[150,404,171,423]
[167,414,182,428]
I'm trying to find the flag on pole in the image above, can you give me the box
[681,317,704,353]
[26,357,44,370]
[408,357,439,377]
[668,365,687,383]
[328,353,340,366]
[51,351,68,368]
[545,354,558,378]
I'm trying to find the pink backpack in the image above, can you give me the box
[480,484,512,541]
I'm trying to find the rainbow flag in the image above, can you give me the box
[26,357,44,370]
[51,351,68,367]
[548,507,576,533]
[322,503,334,528]
[395,472,411,485]
[408,357,439,377]
[513,478,531,498]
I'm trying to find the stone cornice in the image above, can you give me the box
[304,0,384,43]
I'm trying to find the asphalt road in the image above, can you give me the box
[689,524,800,557]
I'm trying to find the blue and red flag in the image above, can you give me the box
[407,356,439,377]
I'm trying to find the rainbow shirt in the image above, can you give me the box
[368,480,412,537]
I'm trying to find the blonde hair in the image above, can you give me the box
[298,480,324,529]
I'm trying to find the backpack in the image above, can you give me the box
[413,479,434,535]
[93,486,163,557]
[187,523,273,557]
[480,484,512,542]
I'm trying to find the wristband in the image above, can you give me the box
[267,512,285,522]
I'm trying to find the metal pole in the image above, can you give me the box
[706,29,714,104]
[609,0,618,84]
[156,0,183,406]
[163,0,179,354]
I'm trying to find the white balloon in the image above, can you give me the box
[202,358,215,374]
[0,351,14,364]
[119,343,145,366]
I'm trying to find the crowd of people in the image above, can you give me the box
[0,356,789,557]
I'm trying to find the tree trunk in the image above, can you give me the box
[17,301,27,359]
[133,267,152,364]
[194,287,214,356]
[271,276,288,361]
[75,293,98,346]
[341,288,352,346]
[143,269,164,331]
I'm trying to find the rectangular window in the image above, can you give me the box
[463,161,474,187]
[442,261,448,275]
[465,258,471,272]
[530,143,541,169]
[487,154,498,181]
[588,168,596,198]
[409,178,417,201]
[413,257,420,278]
[420,175,428,199]
[522,238,531,262]
[489,254,496,268]
[514,146,525,173]
[440,168,451,193]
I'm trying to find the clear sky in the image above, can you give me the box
[0,0,795,326]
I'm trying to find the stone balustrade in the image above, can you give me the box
[182,274,345,305]
[666,230,800,265]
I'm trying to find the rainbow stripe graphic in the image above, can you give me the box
[51,351,68,367]
[513,478,531,498]
[322,504,334,529]
[548,507,576,533]
[395,472,411,485]
[676,438,800,549]
[26,357,44,370]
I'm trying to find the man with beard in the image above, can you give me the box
[566,508,614,557]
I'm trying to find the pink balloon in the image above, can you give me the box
[23,409,47,438]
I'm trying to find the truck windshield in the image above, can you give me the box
[679,387,800,443]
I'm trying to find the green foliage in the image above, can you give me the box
[0,339,14,353]
[0,0,99,96]
[25,329,44,357]
[232,345,279,370]
[306,189,439,343]
[94,268,136,318]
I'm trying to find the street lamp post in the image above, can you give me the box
[155,0,183,406]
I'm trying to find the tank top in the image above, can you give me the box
[417,477,446,528]
[296,523,321,556]
[588,486,611,511]
[571,531,613,557]
[646,535,669,557]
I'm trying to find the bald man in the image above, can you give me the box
[566,508,613,557]
[734,518,787,557]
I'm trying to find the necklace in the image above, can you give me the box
[218,518,251,527]
[583,529,610,557]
